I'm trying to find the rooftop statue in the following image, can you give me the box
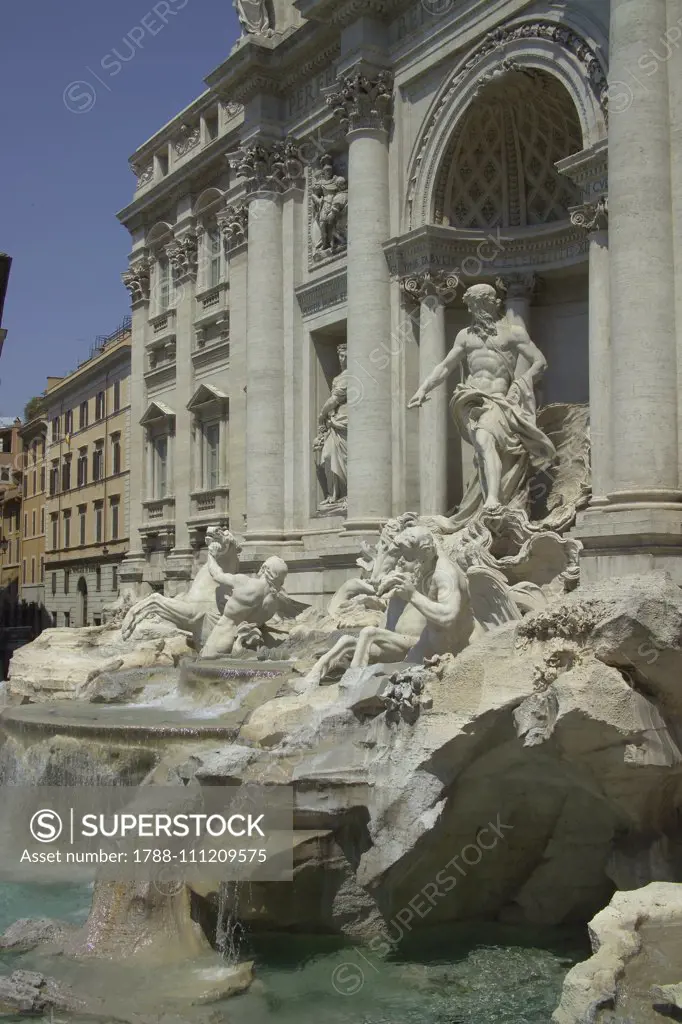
[233,0,273,36]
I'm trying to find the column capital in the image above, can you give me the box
[228,137,304,195]
[570,197,608,235]
[401,270,459,305]
[217,202,249,253]
[165,232,198,280]
[495,272,539,303]
[327,68,394,135]
[122,257,151,306]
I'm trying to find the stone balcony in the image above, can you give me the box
[187,487,230,545]
[139,496,176,550]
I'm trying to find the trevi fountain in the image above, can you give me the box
[3,0,682,1021]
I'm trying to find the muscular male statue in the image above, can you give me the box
[408,283,555,527]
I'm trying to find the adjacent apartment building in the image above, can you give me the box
[44,321,131,627]
[18,415,48,607]
[0,418,23,593]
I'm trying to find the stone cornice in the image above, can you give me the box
[557,140,608,202]
[384,222,589,280]
[295,267,347,318]
[294,0,414,27]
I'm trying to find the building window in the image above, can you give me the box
[40,466,45,493]
[31,443,37,465]
[64,610,70,628]
[64,409,73,435]
[31,558,35,584]
[110,497,120,541]
[112,565,118,593]
[22,559,26,584]
[31,510,36,537]
[92,443,104,482]
[40,556,44,582]
[79,401,89,429]
[96,566,102,592]
[203,422,220,490]
[0,467,8,483]
[153,436,168,498]
[64,570,70,595]
[22,475,27,497]
[95,391,105,421]
[63,511,71,549]
[51,514,58,551]
[52,417,60,442]
[51,572,57,596]
[93,615,102,626]
[49,461,59,496]
[208,228,221,289]
[14,538,19,564]
[79,506,86,546]
[157,258,171,312]
[111,434,121,476]
[95,503,103,543]
[23,512,27,536]
[113,380,121,412]
[77,448,88,487]
[62,456,72,492]
[32,469,36,495]
[40,507,45,535]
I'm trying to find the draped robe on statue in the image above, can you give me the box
[234,0,271,34]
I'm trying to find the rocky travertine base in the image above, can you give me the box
[553,882,682,1023]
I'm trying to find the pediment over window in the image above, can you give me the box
[140,400,175,427]
[187,384,228,413]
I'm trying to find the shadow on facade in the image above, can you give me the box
[0,582,51,681]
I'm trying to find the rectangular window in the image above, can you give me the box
[79,401,89,429]
[40,466,45,493]
[31,510,36,537]
[62,457,71,492]
[64,570,70,595]
[51,572,57,596]
[93,615,102,626]
[110,497,120,541]
[113,380,121,412]
[92,444,104,482]
[52,417,60,442]
[77,448,88,487]
[158,259,170,312]
[95,505,103,544]
[40,508,45,535]
[204,422,220,491]
[22,559,26,584]
[96,566,102,592]
[64,610,70,628]
[32,470,36,496]
[79,506,86,546]
[112,565,118,593]
[22,475,27,497]
[112,435,121,476]
[154,436,168,498]
[95,392,105,421]
[49,461,59,496]
[63,511,71,549]
[31,558,35,584]
[64,409,73,435]
[14,538,19,564]
[40,556,44,582]
[209,228,221,289]
[51,515,58,551]
[31,443,37,465]
[23,513,27,536]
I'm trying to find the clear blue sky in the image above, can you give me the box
[0,0,241,420]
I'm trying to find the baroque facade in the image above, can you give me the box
[119,0,682,602]
[44,324,131,626]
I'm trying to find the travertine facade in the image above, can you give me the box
[43,325,131,626]
[118,0,682,601]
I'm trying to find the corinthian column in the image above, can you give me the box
[233,141,300,542]
[571,198,611,503]
[327,69,394,532]
[403,271,458,515]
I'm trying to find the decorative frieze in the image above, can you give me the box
[326,70,394,134]
[132,162,154,190]
[229,138,304,194]
[122,258,151,303]
[165,233,198,278]
[401,270,460,305]
[570,197,609,234]
[295,269,347,318]
[217,203,249,252]
[174,123,201,158]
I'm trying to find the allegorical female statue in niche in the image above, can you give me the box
[314,343,348,511]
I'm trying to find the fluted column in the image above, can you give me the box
[233,142,299,542]
[608,0,678,502]
[328,70,394,532]
[403,271,456,515]
[571,199,611,503]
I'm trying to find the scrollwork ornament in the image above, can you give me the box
[570,197,608,234]
[326,70,394,134]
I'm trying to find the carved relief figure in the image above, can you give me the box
[304,514,474,686]
[314,342,348,510]
[201,555,305,659]
[233,0,273,36]
[310,155,348,258]
[408,283,556,528]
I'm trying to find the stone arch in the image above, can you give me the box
[146,220,174,249]
[406,18,608,231]
[193,188,224,218]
